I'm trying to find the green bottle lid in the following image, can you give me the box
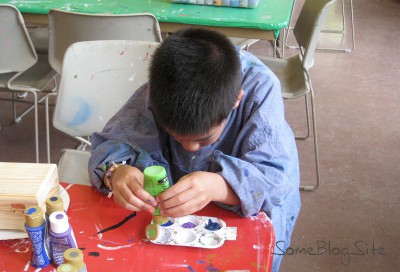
[144,165,167,181]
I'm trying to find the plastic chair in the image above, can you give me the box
[48,9,162,74]
[285,0,355,53]
[53,40,160,183]
[45,9,163,163]
[256,0,337,191]
[0,4,57,162]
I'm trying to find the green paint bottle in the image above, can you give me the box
[143,166,171,224]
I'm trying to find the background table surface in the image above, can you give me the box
[0,183,275,271]
[0,0,293,32]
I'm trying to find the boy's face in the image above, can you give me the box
[167,120,227,153]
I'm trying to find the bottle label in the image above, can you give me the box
[26,226,51,267]
[50,229,78,266]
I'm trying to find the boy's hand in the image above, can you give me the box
[156,171,239,217]
[110,165,157,213]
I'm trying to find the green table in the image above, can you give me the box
[0,0,293,40]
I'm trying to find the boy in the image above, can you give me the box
[89,27,300,271]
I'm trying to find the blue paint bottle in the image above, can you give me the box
[24,206,51,268]
[49,211,78,267]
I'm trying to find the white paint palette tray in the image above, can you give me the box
[145,215,237,248]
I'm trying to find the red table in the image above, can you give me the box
[0,183,275,271]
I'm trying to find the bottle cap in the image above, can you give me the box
[56,263,78,272]
[46,196,64,215]
[24,206,44,228]
[63,248,85,270]
[145,223,161,241]
[144,165,167,181]
[143,166,169,197]
[49,211,69,234]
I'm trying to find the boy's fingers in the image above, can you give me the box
[156,181,191,202]
[126,179,158,207]
[160,197,206,218]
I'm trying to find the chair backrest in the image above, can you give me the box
[293,0,337,70]
[48,9,162,74]
[0,4,37,73]
[53,40,159,137]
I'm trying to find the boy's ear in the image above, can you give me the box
[232,89,244,109]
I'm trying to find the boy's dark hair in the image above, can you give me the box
[149,27,242,136]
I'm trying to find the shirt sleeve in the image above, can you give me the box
[211,51,300,217]
[88,84,169,194]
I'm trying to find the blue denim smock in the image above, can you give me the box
[89,50,301,271]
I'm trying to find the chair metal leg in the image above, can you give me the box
[295,94,311,140]
[284,0,297,50]
[13,93,48,123]
[32,91,39,163]
[45,92,56,163]
[45,83,58,163]
[300,83,320,191]
[10,89,40,163]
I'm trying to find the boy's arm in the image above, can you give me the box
[88,84,169,195]
[212,137,299,218]
[209,50,300,217]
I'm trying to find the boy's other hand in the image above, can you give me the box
[110,165,157,213]
[156,171,239,217]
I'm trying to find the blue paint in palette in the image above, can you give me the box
[204,219,221,231]
[161,220,174,227]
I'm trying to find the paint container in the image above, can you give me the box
[146,215,237,248]
[57,263,78,272]
[49,211,78,266]
[247,0,258,8]
[24,206,51,268]
[230,0,240,7]
[63,248,87,272]
[239,0,248,7]
[145,223,172,243]
[213,0,222,5]
[143,165,171,217]
[46,196,65,216]
[46,196,65,256]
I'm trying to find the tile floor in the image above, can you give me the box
[0,0,399,271]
